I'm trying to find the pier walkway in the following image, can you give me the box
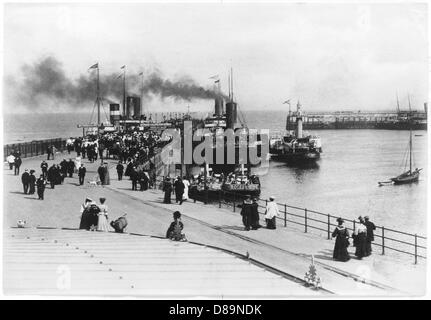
[4,228,317,297]
[3,152,426,296]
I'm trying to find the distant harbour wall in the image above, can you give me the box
[3,138,66,161]
[286,111,427,130]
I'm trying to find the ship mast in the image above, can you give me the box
[408,95,412,172]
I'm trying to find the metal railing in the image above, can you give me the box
[4,138,67,161]
[160,183,426,264]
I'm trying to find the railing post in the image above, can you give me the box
[205,188,208,205]
[414,234,418,265]
[233,192,236,213]
[284,204,287,227]
[218,190,221,208]
[382,226,385,255]
[304,208,308,233]
[327,214,330,240]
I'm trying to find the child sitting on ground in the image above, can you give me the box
[166,211,187,241]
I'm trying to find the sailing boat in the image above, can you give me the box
[379,96,422,186]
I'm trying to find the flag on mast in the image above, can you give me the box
[88,63,98,70]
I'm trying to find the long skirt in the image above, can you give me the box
[333,236,350,262]
[266,217,276,229]
[354,233,367,259]
[97,214,110,232]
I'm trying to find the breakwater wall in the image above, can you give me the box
[3,138,66,161]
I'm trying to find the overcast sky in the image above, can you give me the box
[2,2,428,113]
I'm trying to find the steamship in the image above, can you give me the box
[188,93,263,198]
[270,101,322,164]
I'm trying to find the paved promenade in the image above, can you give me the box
[3,151,426,296]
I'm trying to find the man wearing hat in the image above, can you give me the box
[36,175,46,200]
[21,169,30,194]
[364,216,376,257]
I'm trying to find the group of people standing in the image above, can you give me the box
[79,197,110,231]
[332,215,376,262]
[162,176,190,205]
[240,195,280,231]
[21,169,46,200]
[6,151,22,175]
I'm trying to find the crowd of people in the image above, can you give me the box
[331,215,376,262]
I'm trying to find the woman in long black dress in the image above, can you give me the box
[353,216,368,259]
[332,218,351,262]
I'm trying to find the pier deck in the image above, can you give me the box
[3,152,426,296]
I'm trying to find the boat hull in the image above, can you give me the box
[391,171,420,184]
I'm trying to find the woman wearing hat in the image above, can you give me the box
[97,198,109,232]
[332,218,351,262]
[28,170,36,195]
[265,196,279,230]
[353,216,367,259]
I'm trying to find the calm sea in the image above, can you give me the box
[3,111,428,234]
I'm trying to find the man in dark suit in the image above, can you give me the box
[97,164,106,185]
[67,159,75,178]
[78,164,86,185]
[36,175,46,200]
[40,161,48,179]
[116,161,124,181]
[130,167,139,191]
[174,176,185,205]
[21,169,30,194]
[14,157,22,175]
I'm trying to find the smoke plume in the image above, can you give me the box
[5,56,226,111]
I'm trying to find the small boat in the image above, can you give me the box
[380,96,422,185]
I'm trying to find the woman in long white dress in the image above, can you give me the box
[182,176,190,201]
[97,197,110,232]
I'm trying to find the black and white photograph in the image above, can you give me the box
[0,0,429,300]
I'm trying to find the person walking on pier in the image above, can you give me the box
[103,163,110,185]
[7,154,15,170]
[98,163,106,185]
[46,145,53,160]
[240,196,253,231]
[36,175,46,200]
[78,164,86,185]
[130,167,139,191]
[332,218,351,262]
[21,169,30,194]
[40,161,48,179]
[116,161,124,181]
[364,216,376,257]
[67,159,75,178]
[79,198,100,230]
[163,177,173,204]
[97,198,109,232]
[28,170,36,195]
[174,176,185,205]
[47,164,56,189]
[14,156,22,175]
[353,216,367,260]
[265,196,279,230]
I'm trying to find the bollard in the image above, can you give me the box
[381,226,385,255]
[414,234,418,264]
[305,208,308,233]
[327,214,330,240]
[284,204,287,227]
